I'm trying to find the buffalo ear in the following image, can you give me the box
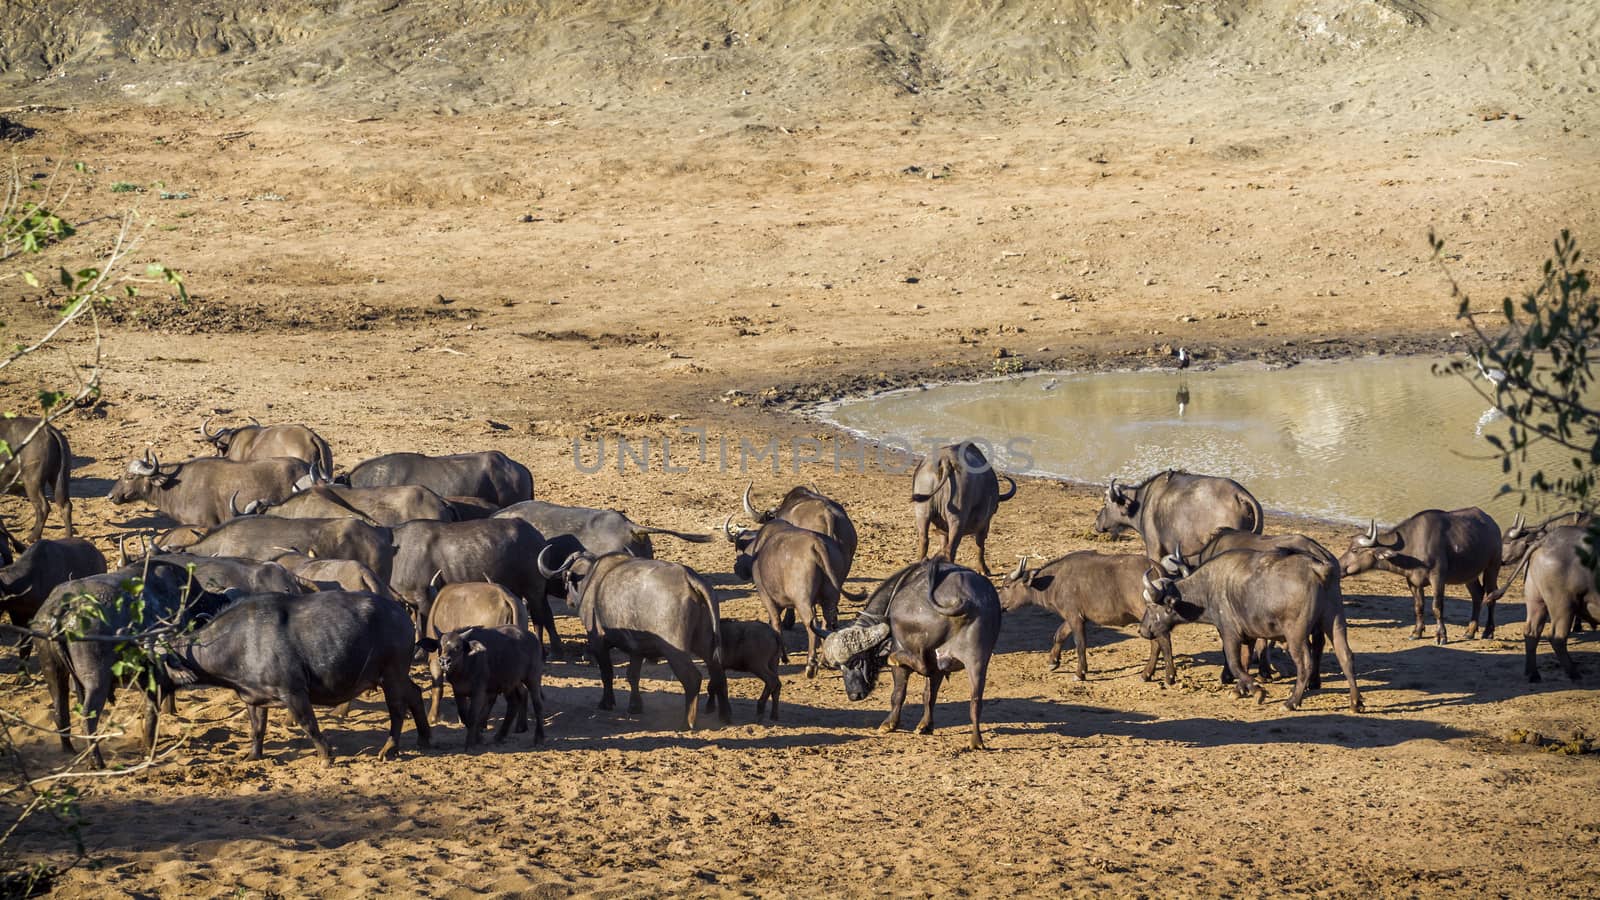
[467,640,487,655]
[1028,574,1054,591]
[416,637,440,653]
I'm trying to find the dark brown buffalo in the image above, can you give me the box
[539,548,725,729]
[421,581,529,721]
[200,417,334,474]
[271,552,395,600]
[0,538,107,653]
[910,442,1017,575]
[425,625,544,747]
[107,450,315,527]
[157,590,430,763]
[345,451,532,507]
[0,416,73,542]
[1140,548,1361,711]
[742,484,858,576]
[253,484,453,526]
[816,558,1001,749]
[1491,525,1600,681]
[182,516,396,584]
[33,561,233,768]
[701,619,781,721]
[999,552,1175,684]
[724,517,853,676]
[389,519,557,657]
[1338,508,1501,644]
[1094,469,1263,562]
[1500,511,1591,570]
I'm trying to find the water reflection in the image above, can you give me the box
[816,356,1581,526]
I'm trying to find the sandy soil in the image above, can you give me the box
[3,1,1600,896]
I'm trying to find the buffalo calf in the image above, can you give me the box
[429,625,544,747]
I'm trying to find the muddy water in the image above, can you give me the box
[817,356,1579,527]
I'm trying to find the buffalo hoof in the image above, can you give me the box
[1281,700,1299,712]
[877,720,898,734]
[378,739,399,759]
[627,698,644,714]
[1435,632,1448,646]
[1409,628,1425,640]
[1482,628,1497,640]
[805,663,817,679]
[598,698,615,711]
[1351,700,1365,713]
[1464,625,1479,640]
[1072,674,1087,683]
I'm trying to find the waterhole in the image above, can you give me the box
[816,355,1579,527]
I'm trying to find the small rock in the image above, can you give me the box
[1144,277,1156,286]
[993,348,1013,359]
[904,276,920,284]
[912,303,924,310]
[1252,320,1268,327]
[435,294,453,305]
[1177,314,1198,323]
[519,213,535,223]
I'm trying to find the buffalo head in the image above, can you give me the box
[722,515,760,580]
[1337,519,1399,576]
[1094,477,1138,537]
[106,449,176,505]
[435,630,484,679]
[997,556,1052,612]
[537,543,596,609]
[1137,568,1185,640]
[813,621,892,701]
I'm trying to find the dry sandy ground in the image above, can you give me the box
[4,1,1600,896]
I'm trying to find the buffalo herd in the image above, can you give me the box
[0,416,1595,767]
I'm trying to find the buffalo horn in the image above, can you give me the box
[536,543,577,580]
[820,622,891,667]
[722,514,740,543]
[229,491,243,517]
[1355,519,1378,548]
[199,415,224,440]
[742,483,760,521]
[1006,556,1028,584]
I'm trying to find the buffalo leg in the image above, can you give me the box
[79,678,111,770]
[1465,576,1485,640]
[755,587,789,664]
[1282,635,1313,711]
[1525,592,1549,683]
[528,676,545,744]
[1219,632,1256,700]
[663,650,701,731]
[1329,614,1363,712]
[283,693,333,764]
[625,655,645,714]
[1551,609,1580,681]
[1149,633,1176,685]
[530,595,564,661]
[23,480,48,543]
[594,637,616,710]
[55,493,72,539]
[140,688,162,755]
[1480,566,1502,639]
[914,512,931,562]
[1256,639,1275,682]
[973,522,993,577]
[1307,629,1326,691]
[493,689,518,743]
[760,669,781,721]
[914,666,944,735]
[1431,574,1449,645]
[1139,638,1159,682]
[800,598,820,679]
[1045,620,1073,671]
[879,663,911,734]
[1409,585,1427,639]
[966,659,988,750]
[940,526,963,570]
[40,646,73,754]
[459,690,480,747]
[246,705,269,760]
[428,655,445,724]
[706,656,731,726]
[1072,618,1089,682]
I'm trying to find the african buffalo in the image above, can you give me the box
[0,538,107,654]
[1140,548,1361,711]
[910,443,1016,575]
[0,416,73,542]
[250,483,453,526]
[816,558,1001,749]
[345,451,532,507]
[32,561,233,768]
[389,519,558,657]
[1000,551,1175,684]
[158,590,431,763]
[426,625,544,747]
[270,552,394,599]
[422,581,529,722]
[145,552,311,598]
[701,619,782,721]
[107,450,315,527]
[539,548,725,730]
[181,516,396,584]
[496,499,712,559]
[724,517,852,676]
[1338,508,1501,643]
[1501,511,1590,570]
[200,417,334,474]
[742,484,858,576]
[1492,525,1600,681]
[1094,469,1263,562]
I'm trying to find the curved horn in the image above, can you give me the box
[1159,551,1184,576]
[229,491,243,517]
[742,483,760,521]
[1355,518,1377,548]
[536,543,577,580]
[1508,512,1525,537]
[1006,555,1028,584]
[1106,476,1121,502]
[722,514,740,543]
[199,415,224,440]
[247,416,261,427]
[117,533,131,567]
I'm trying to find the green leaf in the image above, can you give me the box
[21,271,38,287]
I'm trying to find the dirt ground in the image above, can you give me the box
[3,1,1600,896]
